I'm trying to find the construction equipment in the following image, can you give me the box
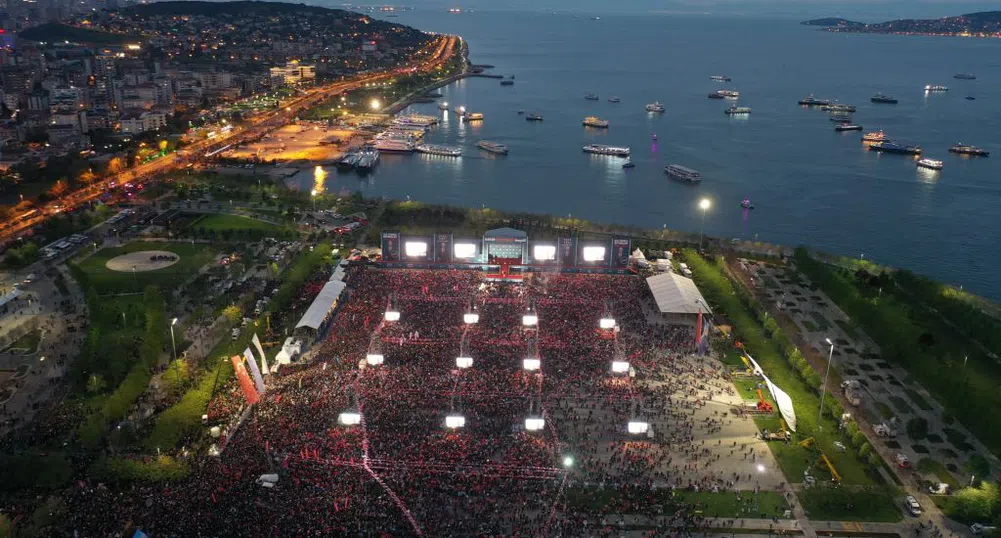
[756,389,774,413]
[762,429,791,442]
[798,437,842,482]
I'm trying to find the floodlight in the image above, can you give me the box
[463,312,479,324]
[599,317,616,329]
[365,353,384,365]
[627,420,650,434]
[611,360,630,374]
[384,310,400,322]
[456,356,473,368]
[524,417,545,431]
[453,243,477,259]
[445,414,466,429]
[338,411,361,425]
[405,241,428,257]
[562,456,574,467]
[582,246,606,262]
[533,245,556,261]
[522,314,538,326]
[523,358,541,371]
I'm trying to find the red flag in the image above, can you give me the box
[230,355,259,405]
[695,311,703,346]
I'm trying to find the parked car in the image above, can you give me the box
[904,495,922,516]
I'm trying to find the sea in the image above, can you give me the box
[289,8,1001,299]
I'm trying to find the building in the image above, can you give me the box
[645,272,712,326]
[119,110,166,133]
[269,61,316,86]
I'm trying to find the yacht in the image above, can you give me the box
[582,116,610,128]
[622,159,635,168]
[871,94,898,104]
[741,198,754,209]
[710,75,731,82]
[917,158,944,170]
[525,113,543,121]
[725,106,751,115]
[830,113,852,123]
[373,138,415,153]
[582,144,630,156]
[585,93,599,100]
[416,144,462,157]
[821,103,856,113]
[868,141,922,155]
[461,112,484,121]
[862,130,887,143]
[954,73,976,80]
[645,101,665,113]
[924,85,948,92]
[500,79,514,86]
[798,96,830,106]
[835,124,863,132]
[608,96,621,103]
[476,141,508,155]
[665,164,702,183]
[437,101,449,111]
[949,144,990,157]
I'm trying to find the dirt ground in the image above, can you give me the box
[224,123,358,162]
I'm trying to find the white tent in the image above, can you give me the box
[631,248,647,261]
[295,280,346,330]
[744,352,798,431]
[645,272,712,315]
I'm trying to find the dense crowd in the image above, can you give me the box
[61,266,775,537]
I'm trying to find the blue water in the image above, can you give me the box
[293,10,1001,299]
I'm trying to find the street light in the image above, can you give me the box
[310,188,317,212]
[817,338,835,431]
[169,317,180,385]
[698,198,711,250]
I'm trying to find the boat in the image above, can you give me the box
[608,96,621,103]
[437,101,449,111]
[823,103,856,113]
[917,158,943,170]
[835,124,863,132]
[949,143,990,157]
[461,112,484,121]
[476,141,508,155]
[710,75,731,82]
[954,73,976,80]
[830,113,852,123]
[868,141,922,155]
[372,138,416,153]
[725,106,751,115]
[798,96,831,106]
[862,130,887,143]
[582,144,630,157]
[718,90,740,98]
[924,85,948,92]
[645,101,665,113]
[500,80,514,86]
[416,144,462,157]
[651,133,657,141]
[741,198,754,209]
[965,96,976,101]
[525,113,543,121]
[871,94,898,104]
[582,116,609,128]
[517,110,524,114]
[622,159,635,168]
[707,92,725,100]
[585,93,599,100]
[664,164,702,184]
[355,149,380,174]
[336,152,360,169]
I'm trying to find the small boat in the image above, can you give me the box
[917,158,943,170]
[835,124,863,132]
[645,101,665,113]
[862,130,887,143]
[608,96,620,103]
[924,84,948,92]
[477,141,508,155]
[871,93,898,104]
[525,113,543,121]
[582,144,630,157]
[707,92,725,100]
[585,93,599,101]
[799,95,830,106]
[725,106,751,115]
[740,198,754,209]
[517,110,524,114]
[622,159,635,169]
[954,73,976,80]
[869,141,922,155]
[965,96,976,101]
[651,133,657,141]
[582,116,609,128]
[949,143,990,157]
[500,80,514,86]
[509,75,515,79]
[437,101,449,110]
[710,75,731,82]
[461,112,484,121]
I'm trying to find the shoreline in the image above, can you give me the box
[384,36,473,115]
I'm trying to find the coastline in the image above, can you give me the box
[384,35,472,115]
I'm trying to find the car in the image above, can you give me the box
[231,328,241,340]
[896,453,911,468]
[23,273,36,284]
[928,483,950,495]
[971,524,997,535]
[904,495,922,516]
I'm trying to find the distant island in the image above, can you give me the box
[802,10,1001,37]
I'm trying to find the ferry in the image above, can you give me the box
[821,103,856,113]
[725,106,751,115]
[798,96,830,106]
[500,80,514,86]
[582,144,630,157]
[924,84,948,92]
[862,130,887,143]
[830,113,852,123]
[665,164,702,184]
[585,93,599,101]
[868,141,922,155]
[949,144,990,157]
[645,101,665,113]
[710,75,731,82]
[622,159,635,168]
[437,101,449,111]
[718,90,740,98]
[954,73,976,80]
[741,198,754,209]
[917,158,944,170]
[373,138,416,153]
[336,152,360,169]
[355,149,380,174]
[871,94,898,104]
[526,113,543,121]
[416,144,462,157]
[461,112,484,121]
[582,116,610,128]
[477,141,508,155]
[608,96,621,103]
[835,124,863,132]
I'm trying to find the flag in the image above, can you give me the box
[231,355,259,405]
[695,311,703,347]
[252,333,269,375]
[245,348,266,395]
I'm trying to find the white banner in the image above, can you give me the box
[252,333,269,376]
[244,347,266,395]
[744,352,797,432]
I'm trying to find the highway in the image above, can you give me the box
[1,34,459,243]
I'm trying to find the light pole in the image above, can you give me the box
[310,189,317,212]
[169,318,180,384]
[817,338,835,430]
[698,198,711,251]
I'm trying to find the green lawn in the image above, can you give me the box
[72,241,219,295]
[4,330,42,354]
[191,214,280,232]
[916,457,958,487]
[905,388,933,411]
[566,487,790,519]
[799,487,902,522]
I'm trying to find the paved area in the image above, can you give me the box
[105,250,180,272]
[223,122,356,163]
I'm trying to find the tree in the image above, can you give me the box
[859,442,873,459]
[222,305,242,324]
[907,417,929,440]
[851,430,867,448]
[48,179,69,198]
[77,168,98,185]
[86,374,107,394]
[868,452,883,468]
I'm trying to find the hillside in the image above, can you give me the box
[802,11,1001,36]
[801,18,863,28]
[18,23,139,44]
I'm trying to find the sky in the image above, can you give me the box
[333,0,999,20]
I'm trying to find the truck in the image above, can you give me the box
[844,388,861,407]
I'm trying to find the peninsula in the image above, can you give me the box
[802,10,1001,37]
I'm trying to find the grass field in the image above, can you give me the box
[73,242,219,295]
[566,487,790,519]
[799,487,902,522]
[3,330,42,353]
[191,214,280,232]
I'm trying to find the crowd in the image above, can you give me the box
[59,267,779,537]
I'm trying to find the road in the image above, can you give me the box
[1,34,460,244]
